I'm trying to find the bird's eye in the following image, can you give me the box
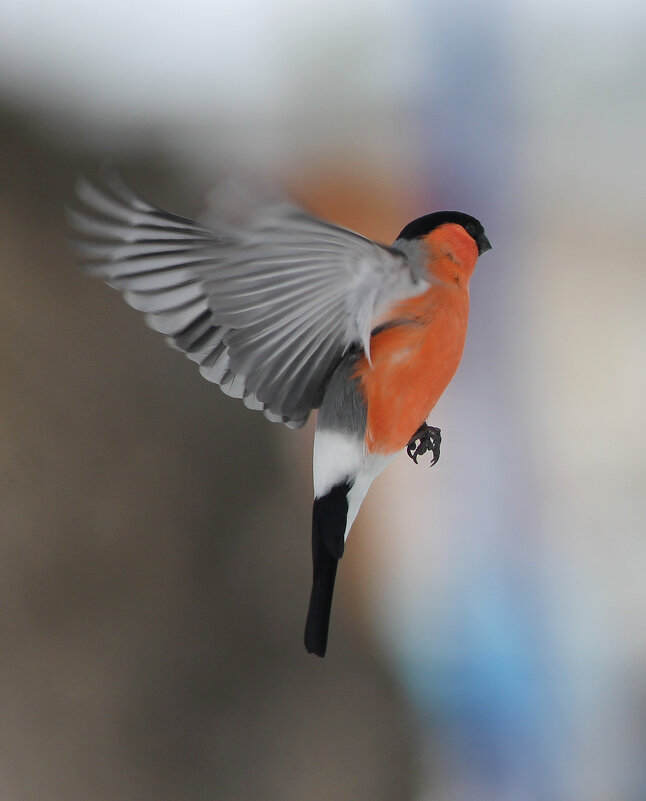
[465,223,476,237]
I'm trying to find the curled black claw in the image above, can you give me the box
[406,424,442,467]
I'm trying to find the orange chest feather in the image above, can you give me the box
[355,282,470,453]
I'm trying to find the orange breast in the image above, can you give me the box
[355,280,470,454]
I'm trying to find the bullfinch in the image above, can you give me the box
[67,174,491,657]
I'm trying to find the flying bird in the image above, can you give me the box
[67,174,491,657]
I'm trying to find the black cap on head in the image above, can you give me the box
[397,211,492,255]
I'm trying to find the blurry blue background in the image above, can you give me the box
[1,1,645,799]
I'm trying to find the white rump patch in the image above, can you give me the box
[313,429,395,540]
[313,430,364,499]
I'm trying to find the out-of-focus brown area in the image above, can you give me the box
[0,109,417,801]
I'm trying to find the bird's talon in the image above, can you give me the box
[406,424,441,467]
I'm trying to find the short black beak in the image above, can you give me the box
[477,234,492,255]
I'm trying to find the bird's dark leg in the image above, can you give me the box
[406,423,442,467]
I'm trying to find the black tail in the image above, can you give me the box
[304,482,351,657]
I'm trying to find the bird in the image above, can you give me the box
[67,172,491,657]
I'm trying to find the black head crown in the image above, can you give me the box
[396,211,492,255]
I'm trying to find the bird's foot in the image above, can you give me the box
[406,424,442,467]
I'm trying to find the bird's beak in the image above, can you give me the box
[477,234,492,255]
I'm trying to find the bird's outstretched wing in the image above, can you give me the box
[67,174,426,427]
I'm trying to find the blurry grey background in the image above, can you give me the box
[1,1,645,799]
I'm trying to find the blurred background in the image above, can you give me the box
[1,0,645,799]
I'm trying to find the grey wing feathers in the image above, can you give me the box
[68,173,422,428]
